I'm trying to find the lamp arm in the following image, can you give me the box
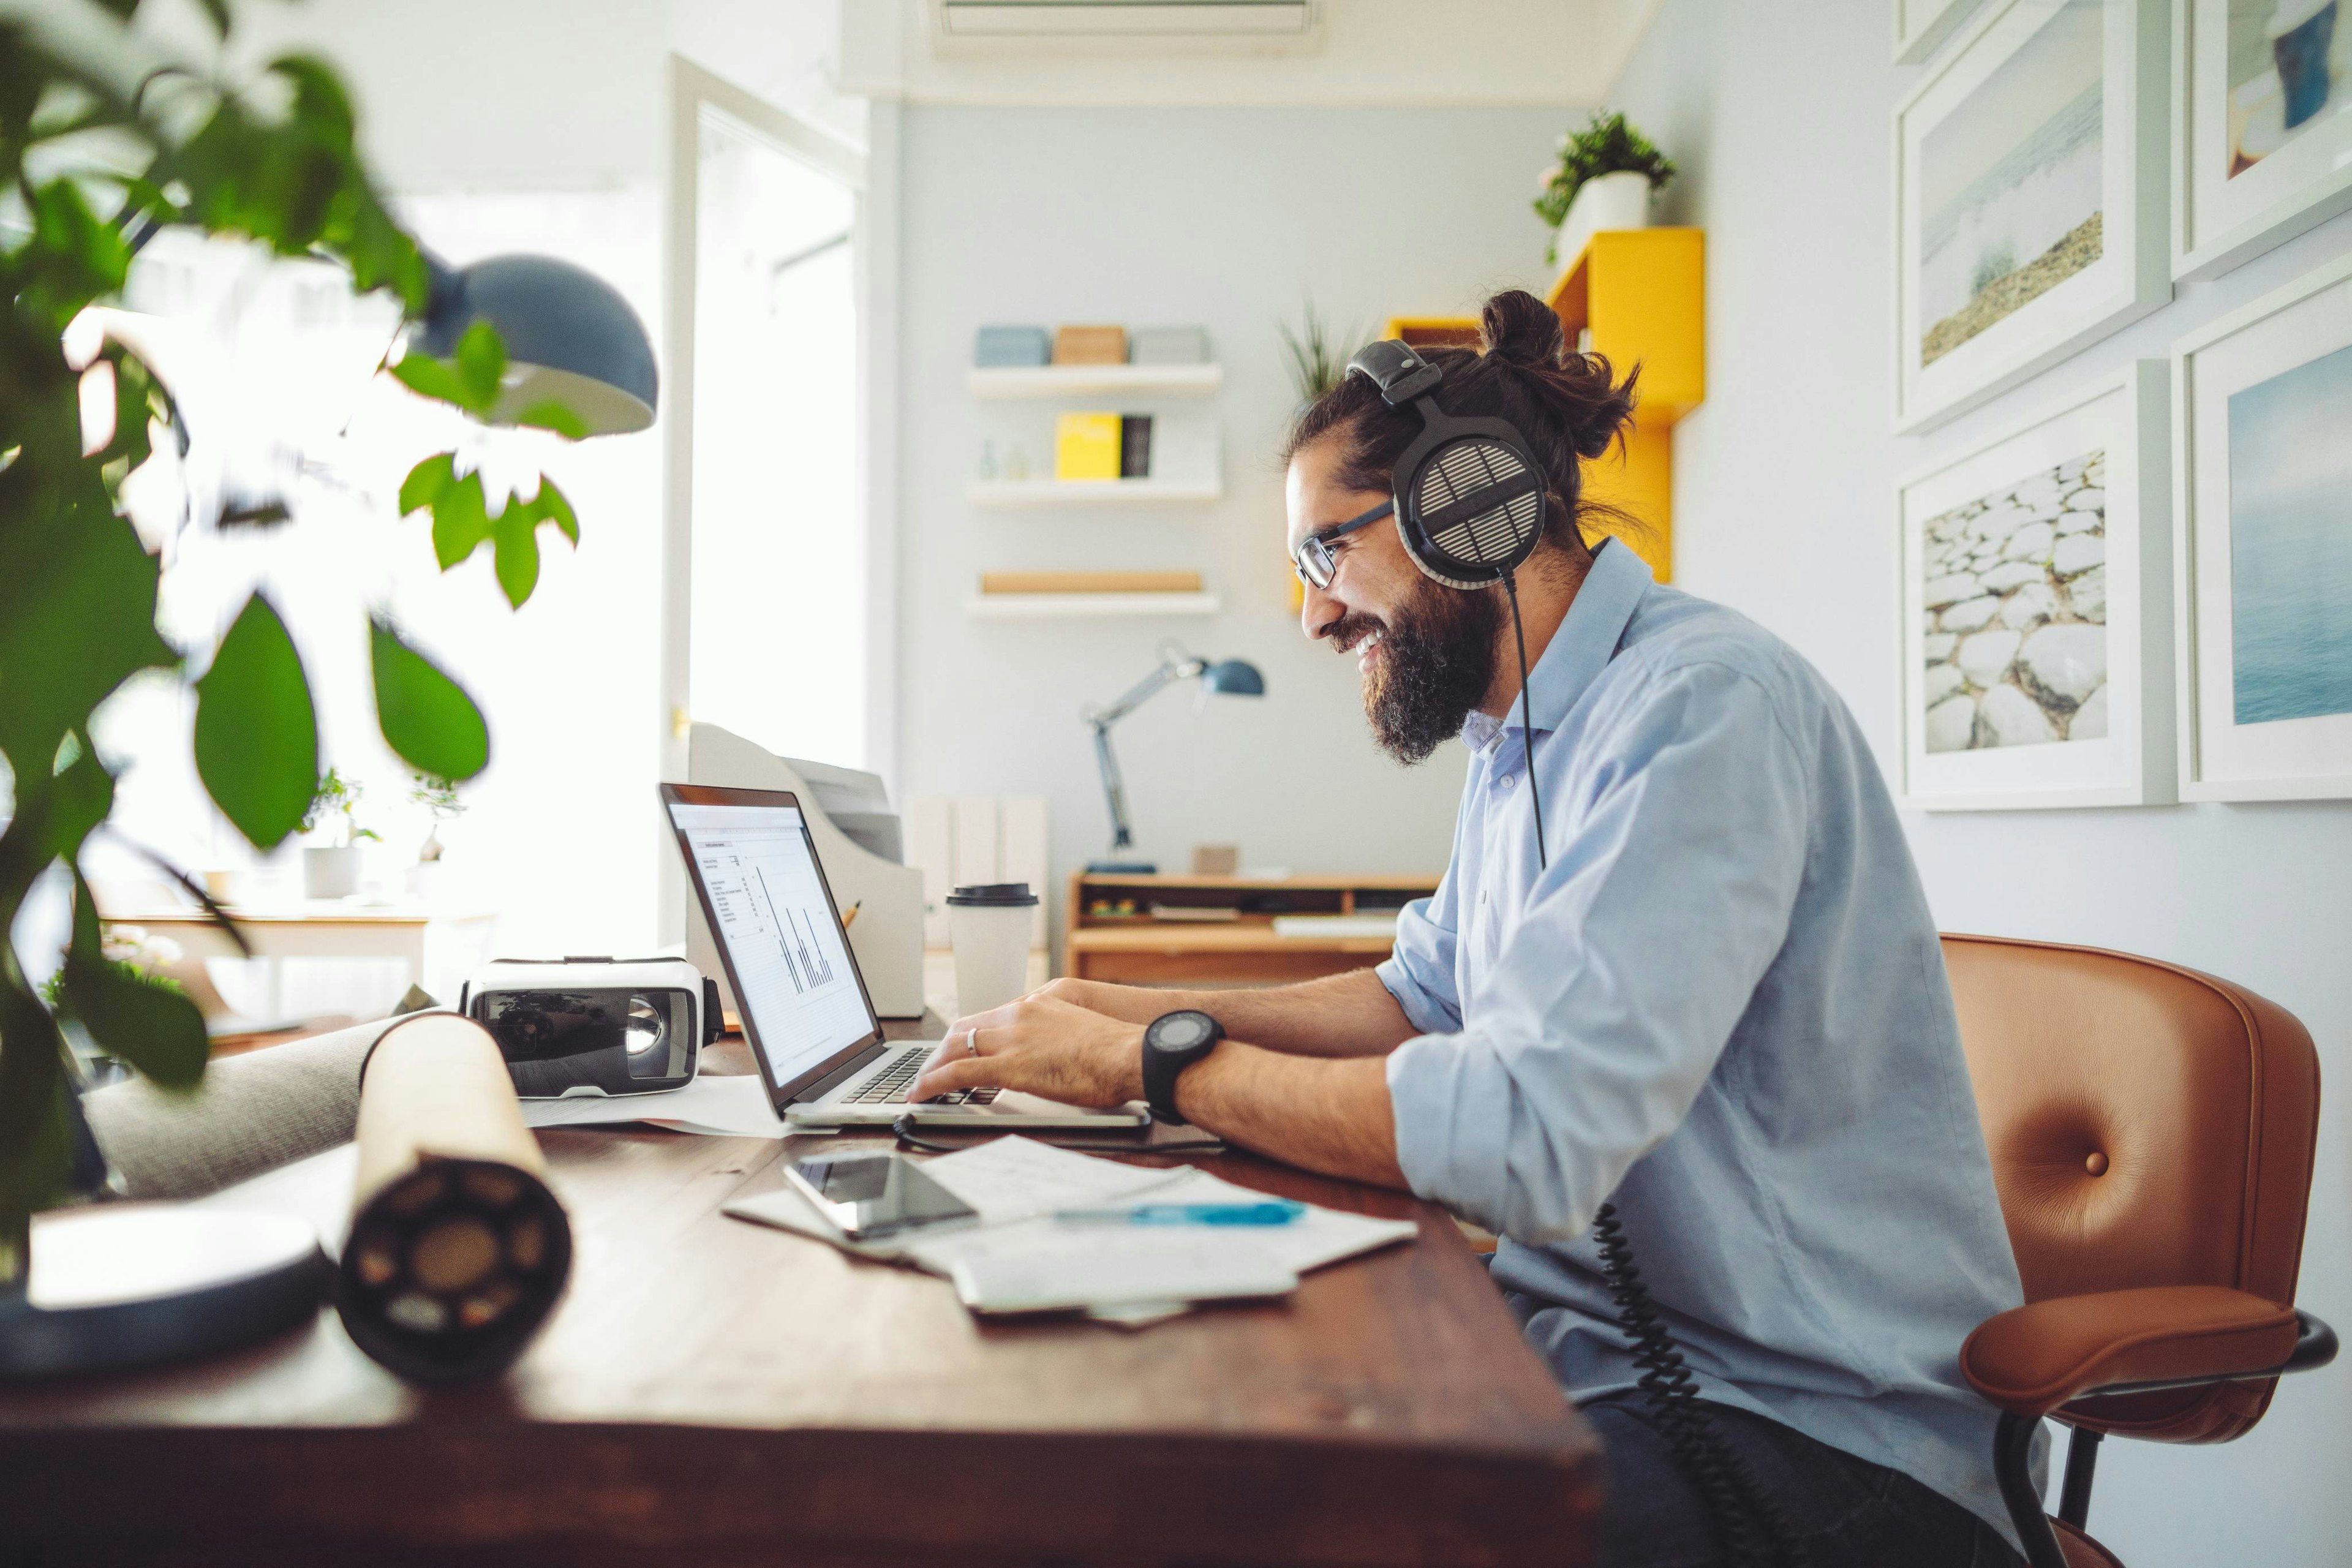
[1090,718,1136,854]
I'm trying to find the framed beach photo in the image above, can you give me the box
[2173,251,2352,799]
[1898,361,2174,809]
[1893,0,2170,433]
[2176,0,2352,280]
[1896,0,1989,63]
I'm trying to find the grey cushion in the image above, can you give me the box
[82,1018,402,1200]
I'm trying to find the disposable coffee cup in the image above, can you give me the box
[946,883,1039,1017]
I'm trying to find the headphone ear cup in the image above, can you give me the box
[1396,433,1546,589]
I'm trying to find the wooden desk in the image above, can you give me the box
[1065,872,1439,987]
[0,1027,1597,1566]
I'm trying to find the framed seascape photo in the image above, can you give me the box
[1894,0,2170,432]
[2176,0,2352,279]
[1896,0,1988,62]
[1898,361,2174,809]
[2173,251,2352,799]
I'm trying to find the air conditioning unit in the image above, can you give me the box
[937,1,1316,38]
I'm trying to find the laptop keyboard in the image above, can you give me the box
[845,1045,1002,1107]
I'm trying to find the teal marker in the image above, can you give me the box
[1053,1200,1306,1227]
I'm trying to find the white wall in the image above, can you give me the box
[1609,3,2352,1562]
[892,104,1575,921]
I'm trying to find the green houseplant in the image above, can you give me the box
[1534,111,1678,266]
[0,1,594,1281]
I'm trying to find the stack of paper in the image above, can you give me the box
[518,1073,787,1139]
[723,1136,1415,1328]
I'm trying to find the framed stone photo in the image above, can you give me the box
[1898,362,2174,809]
[1893,0,2171,432]
[2176,1,2352,280]
[2173,250,2352,799]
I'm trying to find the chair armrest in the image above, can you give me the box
[1962,1285,2302,1417]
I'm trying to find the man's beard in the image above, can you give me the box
[1334,578,1501,764]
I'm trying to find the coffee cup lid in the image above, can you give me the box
[946,882,1038,907]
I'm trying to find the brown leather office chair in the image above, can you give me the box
[1944,934,2337,1568]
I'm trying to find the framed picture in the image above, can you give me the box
[1893,0,2170,433]
[1896,0,1988,62]
[2173,250,2352,799]
[1898,361,2174,809]
[2175,0,2352,280]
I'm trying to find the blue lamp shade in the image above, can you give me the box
[1201,659,1265,697]
[417,255,658,435]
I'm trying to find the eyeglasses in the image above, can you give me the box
[1291,499,1395,590]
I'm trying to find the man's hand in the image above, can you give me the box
[910,991,1147,1108]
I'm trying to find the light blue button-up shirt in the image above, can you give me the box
[1379,539,2029,1544]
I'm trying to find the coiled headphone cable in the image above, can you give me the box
[1591,1204,1811,1567]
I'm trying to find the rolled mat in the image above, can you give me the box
[334,1011,573,1382]
[81,1017,401,1199]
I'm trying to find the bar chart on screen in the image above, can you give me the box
[681,804,875,1084]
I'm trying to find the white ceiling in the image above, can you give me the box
[842,0,1667,107]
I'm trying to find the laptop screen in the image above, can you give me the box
[668,797,876,1094]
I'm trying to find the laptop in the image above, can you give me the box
[660,783,1148,1129]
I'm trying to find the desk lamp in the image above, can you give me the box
[414,252,658,434]
[1084,642,1265,874]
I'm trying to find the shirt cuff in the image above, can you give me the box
[1376,957,1458,1037]
[1384,1030,1474,1207]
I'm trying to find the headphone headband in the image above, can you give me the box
[1346,339,1444,409]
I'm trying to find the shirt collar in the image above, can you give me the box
[1460,537,1653,749]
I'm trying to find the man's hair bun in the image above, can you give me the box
[1479,290,1566,369]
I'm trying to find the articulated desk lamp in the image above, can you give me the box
[1084,641,1265,874]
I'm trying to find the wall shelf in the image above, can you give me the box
[966,477,1223,508]
[967,592,1221,619]
[967,364,1223,399]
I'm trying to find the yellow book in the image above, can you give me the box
[1055,412,1122,481]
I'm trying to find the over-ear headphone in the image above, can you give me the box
[1344,337,1553,870]
[1344,339,1547,590]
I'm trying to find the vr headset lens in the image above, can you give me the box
[477,989,698,1095]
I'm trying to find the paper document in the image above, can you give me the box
[518,1072,786,1139]
[723,1136,1415,1327]
[1270,913,1400,939]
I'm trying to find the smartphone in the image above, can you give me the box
[783,1152,978,1240]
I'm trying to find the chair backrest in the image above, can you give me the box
[1942,933,2321,1443]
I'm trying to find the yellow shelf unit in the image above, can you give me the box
[1545,227,1705,581]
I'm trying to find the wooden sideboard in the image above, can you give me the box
[1063,871,1439,987]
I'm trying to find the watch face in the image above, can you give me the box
[1152,1011,1215,1050]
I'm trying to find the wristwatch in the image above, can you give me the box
[1141,1009,1223,1125]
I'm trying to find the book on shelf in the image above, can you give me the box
[1052,325,1127,365]
[1119,414,1153,478]
[979,571,1203,597]
[1055,412,1121,480]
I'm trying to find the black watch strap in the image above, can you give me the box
[1141,1010,1223,1126]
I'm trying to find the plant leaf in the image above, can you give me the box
[514,400,589,440]
[397,450,454,514]
[390,352,471,408]
[0,488,175,782]
[64,872,208,1090]
[192,592,318,849]
[491,498,541,606]
[426,466,492,569]
[454,320,506,410]
[370,617,489,782]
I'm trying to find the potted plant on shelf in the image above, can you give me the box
[1534,111,1678,270]
[407,771,464,899]
[301,770,380,900]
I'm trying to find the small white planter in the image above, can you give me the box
[303,845,361,900]
[1553,169,1654,269]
